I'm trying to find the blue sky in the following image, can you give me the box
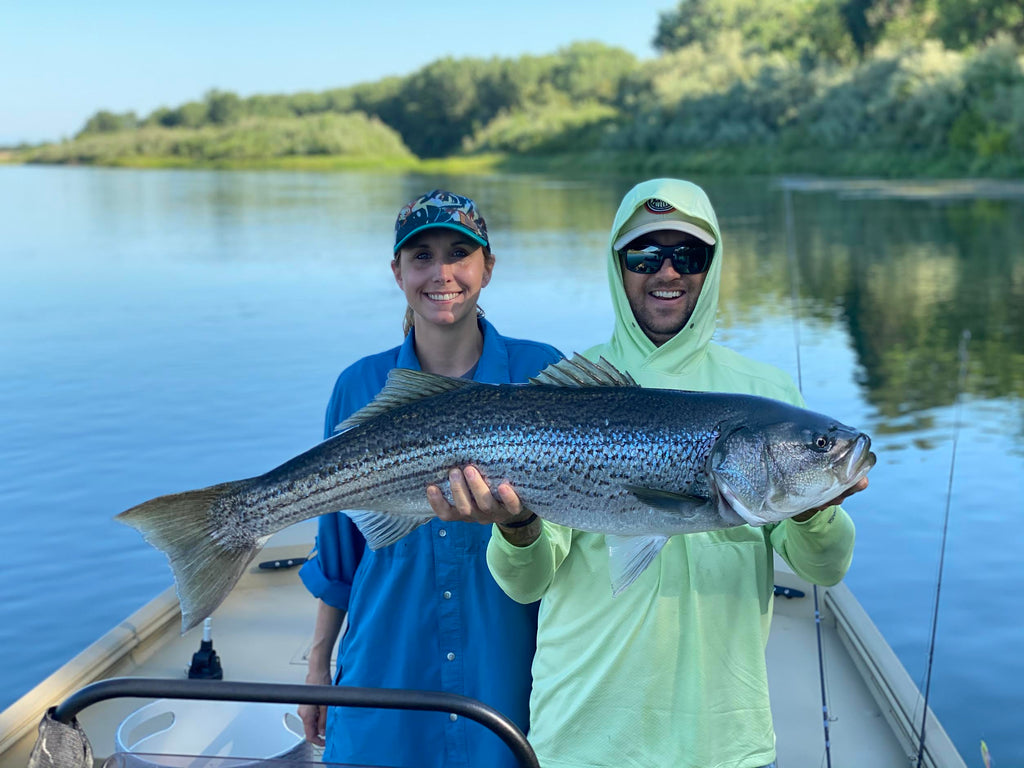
[0,0,675,145]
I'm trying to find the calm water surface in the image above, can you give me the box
[1,166,1022,763]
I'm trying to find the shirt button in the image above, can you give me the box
[446,652,455,661]
[438,529,447,538]
[449,713,458,722]
[443,591,452,599]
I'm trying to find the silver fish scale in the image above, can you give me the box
[213,384,747,541]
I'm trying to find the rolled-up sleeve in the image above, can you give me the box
[770,505,856,586]
[299,512,366,609]
[486,521,573,604]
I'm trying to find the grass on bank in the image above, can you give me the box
[17,112,415,167]
[492,147,1024,179]
[10,145,1024,179]
[9,149,509,175]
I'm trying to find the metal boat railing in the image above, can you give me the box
[40,677,539,768]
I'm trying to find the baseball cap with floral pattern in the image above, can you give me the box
[393,189,489,253]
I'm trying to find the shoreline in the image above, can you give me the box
[4,148,1022,180]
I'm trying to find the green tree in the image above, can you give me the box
[392,57,486,157]
[286,90,332,115]
[548,42,637,103]
[653,0,857,62]
[77,110,138,135]
[653,0,730,51]
[159,100,209,128]
[931,0,1024,48]
[205,90,243,125]
[242,94,294,119]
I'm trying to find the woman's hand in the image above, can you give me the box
[299,600,344,748]
[299,667,331,747]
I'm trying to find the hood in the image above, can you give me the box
[595,178,723,377]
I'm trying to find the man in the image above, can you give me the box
[430,178,866,768]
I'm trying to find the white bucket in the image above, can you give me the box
[112,699,312,767]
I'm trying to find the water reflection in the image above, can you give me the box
[1,166,1022,764]
[718,181,1024,426]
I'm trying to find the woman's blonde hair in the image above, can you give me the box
[402,305,486,335]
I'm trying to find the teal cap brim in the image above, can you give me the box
[394,223,488,253]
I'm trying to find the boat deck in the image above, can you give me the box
[0,521,964,767]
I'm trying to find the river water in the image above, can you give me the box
[1,165,1022,763]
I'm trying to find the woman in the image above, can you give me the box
[297,189,562,768]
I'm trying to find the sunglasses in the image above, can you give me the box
[619,243,714,275]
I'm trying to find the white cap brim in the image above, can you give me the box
[613,220,716,251]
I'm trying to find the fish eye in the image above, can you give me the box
[811,434,832,452]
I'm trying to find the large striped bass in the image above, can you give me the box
[117,356,875,632]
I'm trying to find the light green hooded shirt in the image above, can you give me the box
[487,179,856,768]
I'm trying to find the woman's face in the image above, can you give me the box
[392,229,493,330]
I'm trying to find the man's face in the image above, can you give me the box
[621,230,709,347]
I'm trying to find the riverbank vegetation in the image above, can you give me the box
[15,0,1024,177]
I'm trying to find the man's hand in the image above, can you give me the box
[427,466,541,546]
[792,476,869,522]
[427,466,531,525]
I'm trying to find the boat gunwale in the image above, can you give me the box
[0,587,180,754]
[824,582,967,768]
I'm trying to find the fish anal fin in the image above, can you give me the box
[528,354,638,388]
[345,509,434,550]
[335,369,477,434]
[606,534,669,596]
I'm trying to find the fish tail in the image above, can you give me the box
[116,481,259,634]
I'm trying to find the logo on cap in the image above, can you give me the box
[644,199,675,214]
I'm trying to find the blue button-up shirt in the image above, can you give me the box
[300,319,561,768]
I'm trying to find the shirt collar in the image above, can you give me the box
[473,318,510,383]
[395,329,422,371]
[394,318,511,383]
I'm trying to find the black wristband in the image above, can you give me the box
[499,513,538,529]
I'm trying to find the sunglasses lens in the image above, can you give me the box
[622,245,712,274]
[623,249,662,273]
[674,246,712,274]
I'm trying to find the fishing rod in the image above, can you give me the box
[785,182,969,767]
[782,186,832,768]
[915,329,970,768]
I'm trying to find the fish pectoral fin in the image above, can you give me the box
[606,534,669,596]
[622,485,707,517]
[345,510,433,550]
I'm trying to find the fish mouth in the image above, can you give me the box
[839,433,875,484]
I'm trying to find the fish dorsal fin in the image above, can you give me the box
[334,368,477,434]
[528,354,638,388]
